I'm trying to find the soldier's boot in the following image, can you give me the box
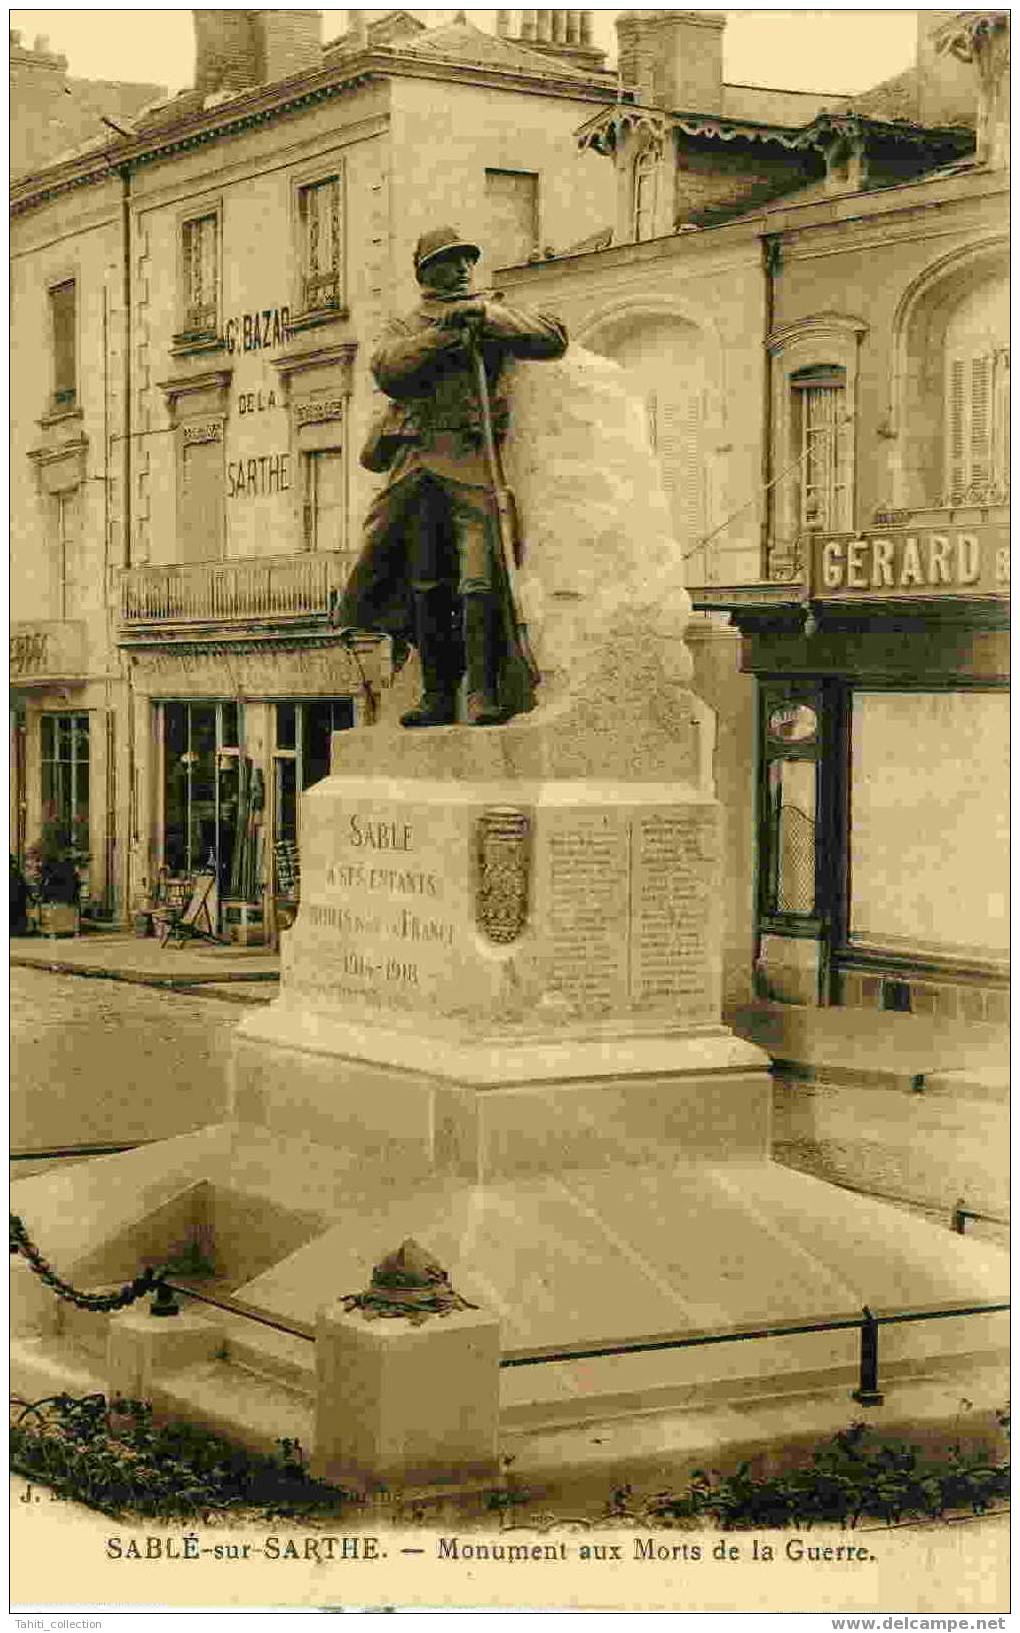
[464,594,511,726]
[400,586,460,728]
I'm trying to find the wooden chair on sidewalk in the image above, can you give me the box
[153,869,221,948]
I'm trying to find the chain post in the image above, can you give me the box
[851,1305,884,1406]
[150,1279,181,1318]
[952,1198,968,1234]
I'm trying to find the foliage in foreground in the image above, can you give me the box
[11,1395,1010,1530]
[607,1415,1011,1531]
[10,1393,350,1520]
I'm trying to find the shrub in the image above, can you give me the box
[10,1393,352,1520]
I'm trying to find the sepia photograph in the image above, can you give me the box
[9,4,1010,1619]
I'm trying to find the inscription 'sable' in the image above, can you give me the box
[474,807,531,945]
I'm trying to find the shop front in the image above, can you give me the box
[127,640,380,943]
[9,619,121,921]
[698,511,1010,1025]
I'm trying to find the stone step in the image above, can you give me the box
[731,1001,1008,1092]
[151,1356,316,1458]
[213,1306,317,1395]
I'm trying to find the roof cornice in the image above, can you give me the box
[12,42,617,217]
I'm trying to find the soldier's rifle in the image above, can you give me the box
[467,331,541,690]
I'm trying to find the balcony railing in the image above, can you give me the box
[119,552,354,629]
[10,620,87,684]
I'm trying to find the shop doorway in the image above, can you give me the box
[161,701,242,902]
[271,698,354,914]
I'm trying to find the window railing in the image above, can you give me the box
[119,552,354,627]
[302,271,342,312]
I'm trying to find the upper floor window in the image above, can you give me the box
[181,212,219,336]
[632,146,658,243]
[484,168,539,268]
[298,176,343,313]
[942,278,1009,506]
[302,447,346,556]
[792,365,851,533]
[50,280,77,410]
[52,489,81,620]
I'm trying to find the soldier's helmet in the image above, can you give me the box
[413,226,481,278]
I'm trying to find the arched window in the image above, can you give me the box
[942,279,1009,505]
[791,365,851,533]
[632,145,658,243]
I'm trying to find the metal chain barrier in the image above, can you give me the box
[10,1213,179,1316]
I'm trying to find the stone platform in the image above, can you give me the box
[9,354,1010,1468]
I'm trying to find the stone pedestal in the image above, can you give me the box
[313,1302,501,1491]
[232,738,770,1181]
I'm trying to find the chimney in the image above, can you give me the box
[193,10,259,96]
[193,10,322,97]
[256,10,322,83]
[616,10,724,112]
[501,10,606,71]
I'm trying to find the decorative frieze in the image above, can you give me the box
[296,397,346,427]
[182,420,224,446]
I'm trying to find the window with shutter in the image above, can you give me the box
[792,366,850,533]
[53,490,81,620]
[178,439,224,562]
[181,214,219,335]
[941,278,1008,505]
[299,177,343,312]
[647,389,707,563]
[632,147,658,242]
[50,280,77,409]
[302,448,347,558]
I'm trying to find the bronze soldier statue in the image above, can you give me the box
[334,227,567,727]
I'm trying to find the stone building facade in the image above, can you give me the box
[10,9,617,932]
[496,8,1009,1023]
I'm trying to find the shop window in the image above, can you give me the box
[298,175,343,313]
[49,279,77,410]
[484,168,539,268]
[161,702,242,895]
[180,213,219,337]
[40,712,89,858]
[302,447,346,555]
[272,699,355,885]
[791,366,850,533]
[759,694,822,925]
[848,690,1009,962]
[52,489,81,620]
[632,146,658,243]
[177,436,225,562]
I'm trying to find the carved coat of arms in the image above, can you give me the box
[474,807,531,944]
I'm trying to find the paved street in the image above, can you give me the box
[11,967,252,1159]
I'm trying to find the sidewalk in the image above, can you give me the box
[729,999,1009,1093]
[10,926,280,990]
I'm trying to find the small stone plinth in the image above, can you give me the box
[107,1306,221,1403]
[312,1301,500,1493]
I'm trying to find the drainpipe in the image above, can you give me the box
[760,231,781,579]
[118,161,135,923]
[119,164,132,570]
